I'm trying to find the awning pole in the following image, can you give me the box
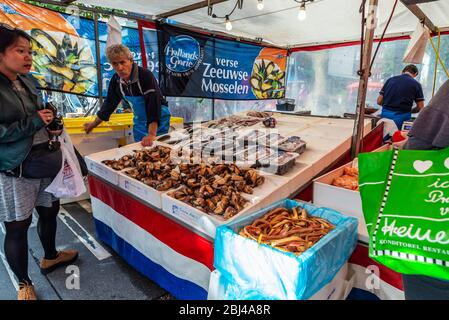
[350,0,378,158]
[93,12,103,105]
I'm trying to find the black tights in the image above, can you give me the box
[3,200,59,284]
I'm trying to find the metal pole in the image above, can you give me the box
[93,13,103,106]
[350,0,378,158]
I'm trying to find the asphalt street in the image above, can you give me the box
[0,200,174,300]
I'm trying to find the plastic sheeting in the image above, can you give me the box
[214,198,358,300]
[75,0,449,47]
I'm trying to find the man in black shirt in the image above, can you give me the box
[84,45,170,147]
[377,64,425,130]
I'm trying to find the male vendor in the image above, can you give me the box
[377,64,425,130]
[84,44,170,146]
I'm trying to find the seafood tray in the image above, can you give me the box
[162,191,255,239]
[156,130,190,145]
[202,138,236,154]
[234,145,275,168]
[332,167,359,191]
[213,199,358,300]
[118,168,172,208]
[162,164,266,238]
[84,143,141,184]
[258,150,300,175]
[239,206,334,255]
[204,115,262,129]
[246,111,274,118]
[238,129,286,148]
[278,136,307,154]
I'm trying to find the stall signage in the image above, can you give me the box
[158,23,287,100]
[165,35,203,75]
[0,0,158,98]
[359,147,449,280]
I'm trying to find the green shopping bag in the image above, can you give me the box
[359,147,449,281]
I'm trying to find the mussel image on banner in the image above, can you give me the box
[0,0,97,96]
[250,48,286,99]
[31,29,96,95]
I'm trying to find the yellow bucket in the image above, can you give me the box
[64,113,183,134]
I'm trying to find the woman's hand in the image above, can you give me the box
[47,129,63,136]
[37,109,54,126]
[141,135,156,147]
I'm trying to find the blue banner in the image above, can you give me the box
[0,0,159,97]
[158,24,287,100]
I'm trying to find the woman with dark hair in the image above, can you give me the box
[0,24,78,300]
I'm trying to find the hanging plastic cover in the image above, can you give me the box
[106,15,122,47]
[359,147,449,281]
[403,23,430,64]
[213,199,358,300]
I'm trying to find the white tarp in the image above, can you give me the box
[72,0,449,47]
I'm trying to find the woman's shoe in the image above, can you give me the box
[18,282,37,300]
[40,250,79,275]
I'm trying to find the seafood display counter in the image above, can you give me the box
[86,113,372,299]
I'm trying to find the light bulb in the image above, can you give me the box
[297,3,306,21]
[225,16,232,31]
[257,0,264,10]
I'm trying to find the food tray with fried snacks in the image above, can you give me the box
[213,198,358,300]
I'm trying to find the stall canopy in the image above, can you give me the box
[70,0,449,47]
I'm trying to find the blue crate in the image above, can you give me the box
[214,198,358,300]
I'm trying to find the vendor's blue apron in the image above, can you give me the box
[119,81,171,142]
[381,108,411,130]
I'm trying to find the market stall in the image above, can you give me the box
[2,0,448,301]
[86,112,372,299]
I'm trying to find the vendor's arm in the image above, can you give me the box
[411,83,425,114]
[142,121,158,147]
[377,94,384,106]
[377,79,389,106]
[84,75,121,133]
[411,100,424,114]
[140,68,162,147]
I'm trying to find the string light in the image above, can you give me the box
[257,0,264,10]
[297,2,306,21]
[225,15,233,31]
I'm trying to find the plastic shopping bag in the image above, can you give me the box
[359,147,449,281]
[45,130,86,198]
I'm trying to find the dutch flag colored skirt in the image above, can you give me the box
[89,176,214,300]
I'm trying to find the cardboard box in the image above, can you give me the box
[313,160,368,243]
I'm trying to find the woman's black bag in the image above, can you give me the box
[13,141,63,179]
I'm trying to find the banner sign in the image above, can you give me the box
[158,24,287,100]
[359,147,449,281]
[0,0,158,97]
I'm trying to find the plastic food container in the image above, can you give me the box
[258,150,300,175]
[278,136,307,154]
[234,145,274,168]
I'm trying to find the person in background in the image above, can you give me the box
[83,44,170,146]
[377,64,425,130]
[401,79,449,300]
[0,24,78,300]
